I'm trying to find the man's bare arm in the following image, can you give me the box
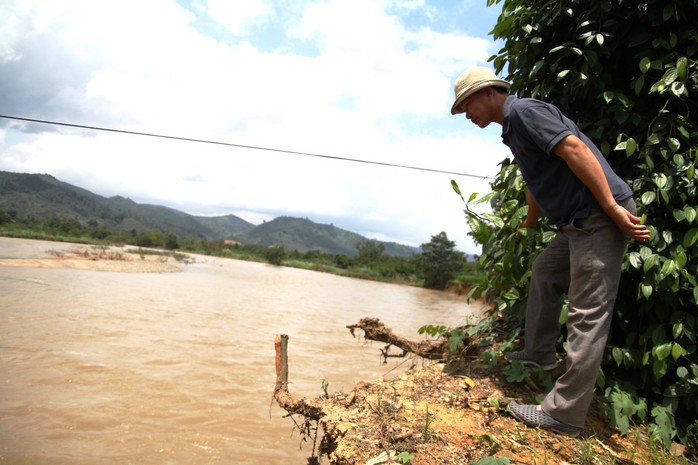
[553,135,650,242]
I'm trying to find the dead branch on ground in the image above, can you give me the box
[347,317,473,360]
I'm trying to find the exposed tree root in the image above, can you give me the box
[346,317,478,360]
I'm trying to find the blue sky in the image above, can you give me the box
[0,0,511,254]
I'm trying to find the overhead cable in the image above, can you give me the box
[0,114,494,180]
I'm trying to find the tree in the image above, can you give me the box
[266,245,286,265]
[417,232,465,289]
[0,209,11,225]
[164,233,179,250]
[356,240,385,265]
[463,0,698,446]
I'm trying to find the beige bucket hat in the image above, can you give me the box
[450,67,510,115]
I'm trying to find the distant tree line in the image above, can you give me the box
[0,209,481,289]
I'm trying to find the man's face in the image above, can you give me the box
[459,89,492,128]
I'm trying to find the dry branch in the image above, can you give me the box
[346,317,455,360]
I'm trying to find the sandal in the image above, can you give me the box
[505,350,558,371]
[509,402,581,437]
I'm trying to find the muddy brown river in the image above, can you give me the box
[0,237,483,464]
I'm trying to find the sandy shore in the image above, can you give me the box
[0,238,185,273]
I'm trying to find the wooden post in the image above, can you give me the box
[274,334,289,392]
[272,333,323,420]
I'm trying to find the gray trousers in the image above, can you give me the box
[525,199,635,427]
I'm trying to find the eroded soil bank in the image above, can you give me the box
[277,325,694,465]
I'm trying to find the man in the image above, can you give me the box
[451,67,650,436]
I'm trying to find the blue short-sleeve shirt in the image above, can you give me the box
[501,95,632,227]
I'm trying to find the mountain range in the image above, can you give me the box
[0,171,420,257]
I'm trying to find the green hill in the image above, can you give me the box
[235,216,418,257]
[0,171,420,257]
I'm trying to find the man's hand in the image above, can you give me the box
[517,190,541,237]
[608,204,651,242]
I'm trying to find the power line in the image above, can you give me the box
[0,114,494,180]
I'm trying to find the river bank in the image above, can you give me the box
[277,331,691,465]
[0,239,186,273]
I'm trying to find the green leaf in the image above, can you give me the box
[531,60,544,74]
[629,33,650,47]
[653,359,668,379]
[652,325,666,343]
[662,230,673,244]
[451,180,463,197]
[628,251,641,269]
[663,68,678,85]
[641,283,653,299]
[683,228,698,248]
[677,57,688,80]
[654,343,672,361]
[652,173,667,189]
[482,213,505,228]
[633,75,645,94]
[503,362,528,382]
[647,133,661,145]
[662,4,674,21]
[673,321,684,339]
[626,137,637,155]
[641,191,655,205]
[660,259,677,279]
[672,343,687,360]
[612,347,624,366]
[541,231,556,243]
[643,254,659,272]
[639,57,651,74]
[671,81,686,97]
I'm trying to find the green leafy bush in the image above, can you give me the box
[463,0,698,446]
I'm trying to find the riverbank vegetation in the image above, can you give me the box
[0,212,482,290]
[448,0,698,457]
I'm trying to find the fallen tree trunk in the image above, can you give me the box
[346,317,472,360]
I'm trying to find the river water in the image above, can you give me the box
[0,238,484,464]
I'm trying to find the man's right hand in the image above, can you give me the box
[608,204,651,242]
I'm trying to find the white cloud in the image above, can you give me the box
[205,0,276,36]
[0,0,507,254]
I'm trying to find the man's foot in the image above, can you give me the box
[509,402,581,437]
[505,350,557,371]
